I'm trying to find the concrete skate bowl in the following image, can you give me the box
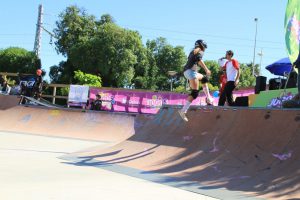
[66,106,300,200]
[0,97,150,143]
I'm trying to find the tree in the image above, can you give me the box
[54,5,97,56]
[68,23,144,88]
[49,60,76,84]
[239,63,256,87]
[145,37,187,91]
[52,5,258,91]
[202,60,221,86]
[0,47,39,74]
[34,58,42,69]
[98,14,115,25]
[54,6,143,87]
[53,6,187,90]
[74,70,102,87]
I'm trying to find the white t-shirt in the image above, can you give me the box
[224,59,239,81]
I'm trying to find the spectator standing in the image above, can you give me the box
[91,94,102,111]
[218,50,240,106]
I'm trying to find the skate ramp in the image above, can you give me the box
[67,106,300,199]
[2,94,300,199]
[21,96,63,108]
[0,94,20,110]
[0,105,145,143]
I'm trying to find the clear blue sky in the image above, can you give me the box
[0,0,287,81]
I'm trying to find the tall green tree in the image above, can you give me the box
[49,60,76,83]
[54,5,97,56]
[53,6,146,88]
[68,23,144,87]
[146,37,187,91]
[52,5,257,91]
[0,47,39,74]
[132,47,152,89]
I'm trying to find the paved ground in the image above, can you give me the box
[0,131,217,200]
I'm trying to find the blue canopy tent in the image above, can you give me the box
[265,57,292,76]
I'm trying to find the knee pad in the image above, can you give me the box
[190,89,199,99]
[201,75,209,84]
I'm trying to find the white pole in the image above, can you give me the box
[258,49,263,76]
[33,4,43,58]
[252,18,258,76]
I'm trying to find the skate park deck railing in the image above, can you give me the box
[42,83,69,104]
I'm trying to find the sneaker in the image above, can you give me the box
[206,97,214,106]
[178,110,188,122]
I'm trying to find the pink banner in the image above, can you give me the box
[89,88,254,114]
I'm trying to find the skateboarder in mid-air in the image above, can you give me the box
[178,39,214,122]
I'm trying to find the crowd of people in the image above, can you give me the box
[0,69,43,101]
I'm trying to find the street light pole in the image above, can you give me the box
[252,18,258,76]
[167,71,177,92]
[257,49,263,76]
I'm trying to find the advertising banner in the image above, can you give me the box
[68,85,89,107]
[89,88,254,114]
[251,88,298,108]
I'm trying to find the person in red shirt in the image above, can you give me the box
[218,50,240,106]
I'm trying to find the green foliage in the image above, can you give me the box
[0,47,39,74]
[239,63,256,87]
[202,60,222,87]
[51,5,257,92]
[7,78,15,85]
[145,37,187,90]
[54,6,98,56]
[98,14,115,25]
[207,83,219,91]
[67,23,141,87]
[49,60,76,84]
[60,87,70,96]
[73,70,102,87]
[173,85,186,93]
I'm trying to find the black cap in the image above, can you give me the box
[226,50,234,56]
[195,40,207,49]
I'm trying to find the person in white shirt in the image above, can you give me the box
[218,50,240,106]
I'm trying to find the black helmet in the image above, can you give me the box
[226,50,234,56]
[195,39,207,49]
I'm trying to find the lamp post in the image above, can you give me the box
[257,49,263,76]
[167,71,177,91]
[252,18,258,76]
